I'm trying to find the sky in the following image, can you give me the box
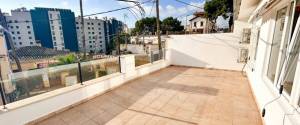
[0,0,228,28]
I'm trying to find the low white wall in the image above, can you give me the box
[0,57,170,125]
[167,33,244,71]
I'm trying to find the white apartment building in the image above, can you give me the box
[76,17,106,53]
[235,0,300,124]
[5,8,37,48]
[48,11,65,50]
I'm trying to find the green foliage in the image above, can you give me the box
[162,17,184,32]
[204,0,234,30]
[57,54,77,65]
[132,17,160,35]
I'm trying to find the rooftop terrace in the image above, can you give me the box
[34,66,262,125]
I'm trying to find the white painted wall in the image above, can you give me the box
[167,33,244,71]
[244,0,300,125]
[48,11,65,50]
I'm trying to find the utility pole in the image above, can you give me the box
[156,0,162,51]
[80,0,86,59]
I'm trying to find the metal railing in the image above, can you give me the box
[0,49,166,108]
[0,57,120,106]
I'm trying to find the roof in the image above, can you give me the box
[189,11,206,21]
[9,46,70,61]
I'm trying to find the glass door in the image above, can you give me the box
[267,7,288,82]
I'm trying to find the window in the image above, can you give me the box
[50,20,53,24]
[200,21,204,26]
[53,37,56,40]
[89,41,92,43]
[18,37,21,39]
[11,31,14,34]
[19,42,22,45]
[27,26,30,29]
[90,45,92,48]
[14,20,18,23]
[267,7,288,82]
[29,37,32,39]
[99,32,101,35]
[54,42,57,46]
[76,27,79,29]
[16,26,19,29]
[59,26,62,30]
[12,37,16,40]
[87,22,90,25]
[52,31,55,35]
[49,14,52,19]
[28,31,31,34]
[52,26,54,29]
[98,23,101,26]
[88,27,90,30]
[30,42,33,45]
[10,26,13,29]
[17,31,20,34]
[91,23,94,25]
[194,22,197,27]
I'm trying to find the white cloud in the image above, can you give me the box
[61,1,69,8]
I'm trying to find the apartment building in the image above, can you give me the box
[30,8,78,52]
[2,8,79,52]
[235,0,300,124]
[76,17,106,53]
[5,8,37,48]
[104,17,126,53]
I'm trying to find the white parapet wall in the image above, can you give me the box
[167,33,244,71]
[0,55,171,125]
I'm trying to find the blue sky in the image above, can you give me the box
[0,0,228,28]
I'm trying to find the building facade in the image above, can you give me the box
[30,8,78,52]
[235,0,300,125]
[5,8,37,48]
[188,12,210,33]
[3,7,79,52]
[75,17,106,53]
[103,18,125,54]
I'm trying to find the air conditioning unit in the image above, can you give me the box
[238,47,249,63]
[240,28,251,44]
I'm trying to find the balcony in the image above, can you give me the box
[34,66,262,125]
[0,33,263,125]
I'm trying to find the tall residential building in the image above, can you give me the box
[75,17,106,53]
[5,8,37,48]
[3,7,78,52]
[103,18,125,53]
[30,8,78,52]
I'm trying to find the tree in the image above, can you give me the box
[204,0,233,32]
[162,17,184,33]
[132,17,160,35]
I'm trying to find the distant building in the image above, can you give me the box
[103,18,126,53]
[75,17,106,53]
[188,12,210,33]
[30,8,78,52]
[4,7,79,52]
[5,8,38,48]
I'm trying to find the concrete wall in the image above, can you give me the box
[167,33,244,71]
[0,55,170,125]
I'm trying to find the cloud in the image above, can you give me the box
[61,1,69,8]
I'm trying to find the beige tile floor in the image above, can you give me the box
[35,66,262,125]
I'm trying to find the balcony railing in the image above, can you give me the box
[0,50,165,107]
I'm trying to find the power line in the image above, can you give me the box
[148,0,155,17]
[174,0,203,9]
[5,0,154,24]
